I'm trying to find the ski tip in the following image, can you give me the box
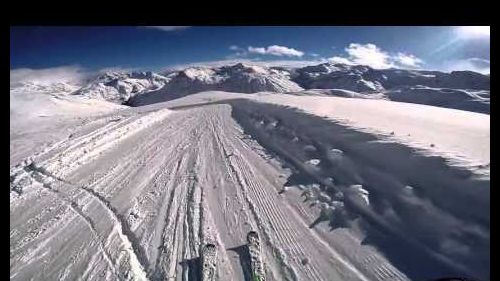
[247,230,259,241]
[204,243,216,250]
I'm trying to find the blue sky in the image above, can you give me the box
[10,26,490,74]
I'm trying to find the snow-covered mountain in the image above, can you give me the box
[72,71,170,103]
[47,62,490,113]
[288,63,489,114]
[290,63,490,92]
[127,63,303,106]
[386,85,490,114]
[290,63,386,92]
[282,63,490,114]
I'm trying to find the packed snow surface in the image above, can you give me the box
[11,77,489,280]
[10,82,125,166]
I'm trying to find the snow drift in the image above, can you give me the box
[227,99,489,280]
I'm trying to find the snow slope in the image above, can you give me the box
[286,89,386,99]
[10,82,126,167]
[10,90,489,281]
[227,98,489,280]
[11,103,369,281]
[250,93,490,171]
[147,91,490,173]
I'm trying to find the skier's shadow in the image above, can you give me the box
[179,256,201,281]
[227,244,253,281]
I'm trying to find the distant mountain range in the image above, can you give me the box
[12,62,490,114]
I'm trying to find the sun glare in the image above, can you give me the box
[457,26,490,39]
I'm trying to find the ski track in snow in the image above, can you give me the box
[10,99,488,280]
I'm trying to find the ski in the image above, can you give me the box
[201,243,218,281]
[247,231,265,281]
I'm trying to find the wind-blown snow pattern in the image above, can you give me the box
[10,62,489,281]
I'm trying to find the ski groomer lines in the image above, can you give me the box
[247,231,266,281]
[202,243,218,281]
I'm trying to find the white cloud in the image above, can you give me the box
[10,65,147,87]
[327,43,423,69]
[227,45,248,58]
[394,53,423,67]
[267,45,304,57]
[248,46,267,54]
[144,26,190,32]
[10,65,88,86]
[441,58,490,74]
[328,56,354,65]
[248,45,304,57]
[96,66,139,74]
[345,43,392,69]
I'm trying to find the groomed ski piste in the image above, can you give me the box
[10,90,489,281]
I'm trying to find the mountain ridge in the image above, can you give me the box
[13,62,490,113]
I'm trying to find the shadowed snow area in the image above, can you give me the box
[228,99,489,280]
[11,62,489,281]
